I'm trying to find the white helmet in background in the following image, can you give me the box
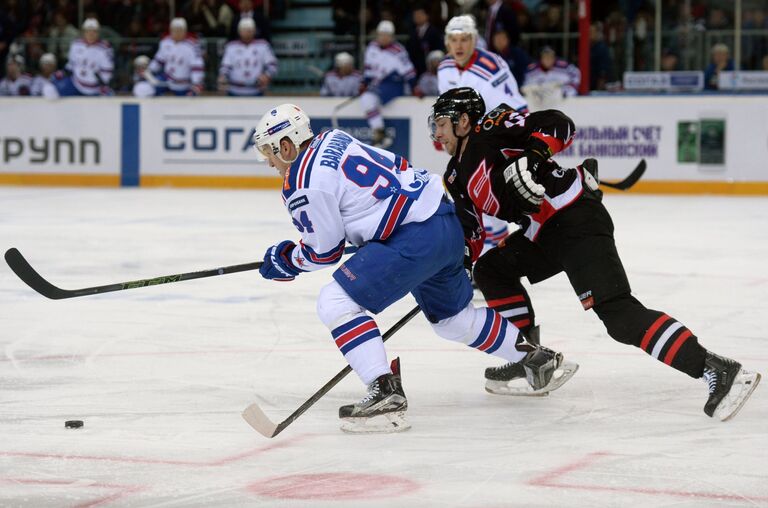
[444,15,478,45]
[253,104,314,164]
[334,51,354,68]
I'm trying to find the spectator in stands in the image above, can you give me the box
[185,0,234,37]
[660,47,680,71]
[523,45,580,97]
[218,18,277,96]
[47,10,79,63]
[30,52,61,98]
[590,21,613,90]
[0,54,32,95]
[763,54,768,71]
[704,43,734,90]
[58,19,114,96]
[361,20,418,147]
[491,29,530,85]
[320,51,362,97]
[150,18,205,96]
[0,10,14,79]
[415,49,443,96]
[407,5,444,78]
[484,0,519,47]
[229,0,270,41]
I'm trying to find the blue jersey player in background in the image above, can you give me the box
[252,104,577,433]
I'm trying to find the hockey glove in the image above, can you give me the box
[260,240,301,281]
[503,155,546,214]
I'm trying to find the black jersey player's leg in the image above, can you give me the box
[548,199,760,420]
[472,231,578,394]
[473,230,562,336]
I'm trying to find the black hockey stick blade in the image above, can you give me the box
[242,305,422,438]
[601,159,647,191]
[4,247,262,300]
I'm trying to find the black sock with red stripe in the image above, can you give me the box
[594,294,706,378]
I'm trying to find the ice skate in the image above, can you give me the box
[702,351,761,422]
[339,357,410,433]
[485,335,578,396]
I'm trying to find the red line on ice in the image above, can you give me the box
[528,451,768,502]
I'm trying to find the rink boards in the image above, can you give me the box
[1,95,767,194]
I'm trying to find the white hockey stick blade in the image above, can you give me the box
[242,403,279,437]
[716,370,761,422]
[485,361,579,396]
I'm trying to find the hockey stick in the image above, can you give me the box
[330,94,360,129]
[242,304,422,438]
[4,246,358,300]
[600,159,646,191]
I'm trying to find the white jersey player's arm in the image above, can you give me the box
[262,43,278,78]
[285,188,346,273]
[362,45,376,85]
[149,41,167,74]
[218,45,232,80]
[98,45,114,85]
[563,63,581,97]
[437,65,450,94]
[484,58,527,111]
[397,47,417,84]
[190,43,204,86]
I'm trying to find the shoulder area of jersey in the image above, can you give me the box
[554,59,571,68]
[281,129,345,200]
[473,103,517,134]
[438,55,456,70]
[473,49,504,74]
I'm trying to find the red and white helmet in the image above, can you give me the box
[253,104,314,164]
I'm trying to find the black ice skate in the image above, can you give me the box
[485,330,578,396]
[339,357,410,433]
[702,351,761,421]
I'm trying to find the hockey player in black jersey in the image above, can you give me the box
[429,87,761,421]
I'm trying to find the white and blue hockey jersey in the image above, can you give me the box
[280,129,445,272]
[363,41,416,87]
[66,39,114,95]
[524,58,581,97]
[437,48,527,112]
[150,35,204,92]
[219,38,277,95]
[320,70,362,97]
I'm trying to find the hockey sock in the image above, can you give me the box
[433,304,528,363]
[594,294,706,378]
[484,293,533,334]
[331,314,390,385]
[638,313,706,378]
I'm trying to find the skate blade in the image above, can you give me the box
[339,411,411,434]
[715,370,761,422]
[485,361,579,396]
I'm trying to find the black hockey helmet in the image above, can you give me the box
[428,87,485,141]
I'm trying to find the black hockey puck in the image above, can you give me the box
[65,420,84,429]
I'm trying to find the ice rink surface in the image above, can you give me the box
[1,187,767,507]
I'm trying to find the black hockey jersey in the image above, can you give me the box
[443,104,581,260]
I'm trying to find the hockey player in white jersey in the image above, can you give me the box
[30,53,61,98]
[0,54,32,96]
[438,15,527,251]
[253,104,574,433]
[320,52,361,97]
[58,18,113,96]
[361,20,419,147]
[218,18,277,97]
[150,18,205,96]
[522,46,581,110]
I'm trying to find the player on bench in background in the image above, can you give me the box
[252,104,576,433]
[429,87,760,420]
